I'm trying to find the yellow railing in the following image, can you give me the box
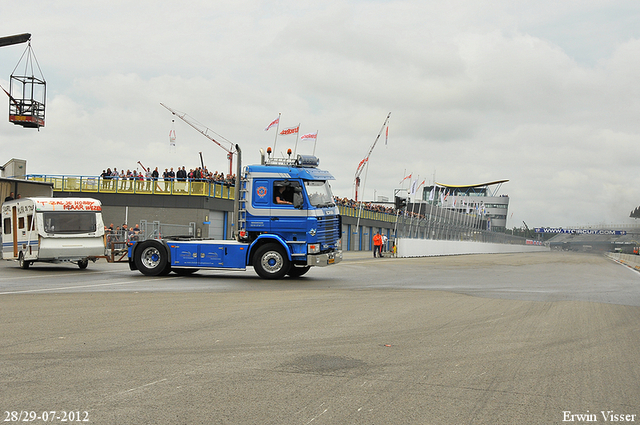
[338,205,397,223]
[26,175,235,200]
[28,175,405,221]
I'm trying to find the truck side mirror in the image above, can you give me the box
[293,192,303,209]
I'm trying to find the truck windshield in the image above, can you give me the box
[304,181,335,208]
[43,212,97,234]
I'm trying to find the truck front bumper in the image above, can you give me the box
[307,250,343,267]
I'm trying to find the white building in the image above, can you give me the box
[422,180,510,232]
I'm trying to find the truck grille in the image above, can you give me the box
[316,215,341,250]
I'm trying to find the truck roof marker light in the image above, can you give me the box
[266,147,272,156]
[287,148,292,158]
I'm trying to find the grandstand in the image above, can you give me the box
[422,180,509,232]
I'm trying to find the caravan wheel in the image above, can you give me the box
[19,253,30,269]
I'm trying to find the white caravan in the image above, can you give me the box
[1,197,105,269]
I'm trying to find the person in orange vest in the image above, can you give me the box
[373,231,383,258]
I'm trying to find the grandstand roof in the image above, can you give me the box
[434,179,509,189]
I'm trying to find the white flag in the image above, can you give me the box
[409,179,418,195]
[279,125,299,135]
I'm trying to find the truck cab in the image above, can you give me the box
[239,154,342,276]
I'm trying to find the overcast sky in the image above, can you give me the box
[2,0,640,228]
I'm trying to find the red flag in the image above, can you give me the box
[399,173,412,184]
[356,157,368,174]
[279,125,299,135]
[264,116,280,131]
[300,132,317,140]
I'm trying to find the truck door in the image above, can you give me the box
[272,180,307,236]
[248,179,271,232]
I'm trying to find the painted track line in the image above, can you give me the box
[0,276,180,295]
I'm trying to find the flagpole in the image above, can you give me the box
[426,202,432,239]
[398,169,407,238]
[312,130,318,156]
[293,123,301,157]
[272,113,281,155]
[415,181,425,238]
[408,175,418,237]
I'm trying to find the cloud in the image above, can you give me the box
[1,0,640,229]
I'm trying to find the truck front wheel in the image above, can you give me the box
[253,244,290,279]
[288,265,311,278]
[134,240,170,276]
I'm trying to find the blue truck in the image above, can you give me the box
[128,146,343,279]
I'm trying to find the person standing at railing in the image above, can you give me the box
[103,168,112,190]
[163,168,170,192]
[145,168,152,191]
[169,167,175,193]
[152,167,160,192]
[120,169,127,191]
[101,170,108,190]
[176,166,187,192]
[128,170,135,190]
[112,169,118,190]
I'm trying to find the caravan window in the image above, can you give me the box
[3,218,10,235]
[43,212,97,234]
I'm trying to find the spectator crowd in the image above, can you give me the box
[99,165,236,191]
[335,197,432,221]
[104,223,142,249]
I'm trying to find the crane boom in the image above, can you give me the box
[160,103,236,175]
[354,112,391,201]
[0,33,31,48]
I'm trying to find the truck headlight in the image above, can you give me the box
[308,243,320,254]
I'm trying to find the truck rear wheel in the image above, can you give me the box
[77,258,89,269]
[253,243,290,279]
[134,240,170,276]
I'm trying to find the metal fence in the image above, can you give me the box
[340,203,529,245]
[139,220,196,240]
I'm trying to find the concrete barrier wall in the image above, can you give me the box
[606,252,640,271]
[396,238,549,257]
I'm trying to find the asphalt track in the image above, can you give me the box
[1,251,639,424]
